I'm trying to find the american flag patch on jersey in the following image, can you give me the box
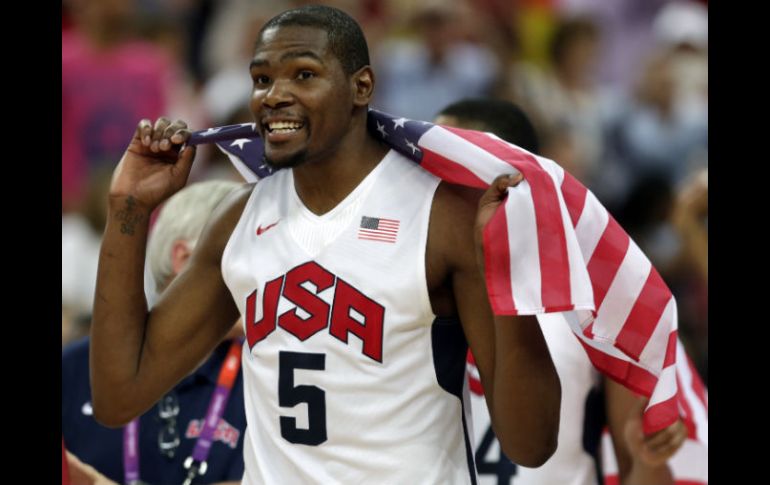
[358,216,399,243]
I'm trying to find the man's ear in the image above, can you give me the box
[351,66,375,107]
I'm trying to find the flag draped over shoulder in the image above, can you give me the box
[188,109,707,444]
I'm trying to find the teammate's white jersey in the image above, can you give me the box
[468,313,604,485]
[600,432,708,485]
[223,150,478,484]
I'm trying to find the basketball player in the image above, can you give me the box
[89,6,561,484]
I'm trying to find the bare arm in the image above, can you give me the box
[429,176,560,467]
[90,117,248,426]
[605,378,687,485]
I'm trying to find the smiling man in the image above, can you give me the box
[89,6,561,484]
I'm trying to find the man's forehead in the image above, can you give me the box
[254,25,330,58]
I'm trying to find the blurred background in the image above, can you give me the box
[61,0,708,383]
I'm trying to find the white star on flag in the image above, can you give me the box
[376,122,388,138]
[230,138,252,149]
[405,139,421,155]
[392,117,407,129]
[200,127,223,136]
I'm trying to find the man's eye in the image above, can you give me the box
[254,75,271,85]
[298,71,315,80]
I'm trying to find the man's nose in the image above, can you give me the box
[263,79,293,109]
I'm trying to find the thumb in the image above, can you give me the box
[479,173,524,207]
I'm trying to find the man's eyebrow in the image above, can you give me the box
[250,50,325,70]
[280,50,324,64]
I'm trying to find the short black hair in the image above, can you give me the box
[437,98,540,153]
[257,5,370,75]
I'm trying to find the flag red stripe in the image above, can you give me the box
[676,373,698,440]
[421,148,489,188]
[358,235,397,240]
[483,205,516,315]
[664,331,678,367]
[643,394,680,435]
[359,229,398,235]
[358,236,396,243]
[561,171,588,227]
[450,127,571,310]
[577,339,658,396]
[615,269,672,360]
[468,376,484,395]
[587,217,629,310]
[358,231,396,238]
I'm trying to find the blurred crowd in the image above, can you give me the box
[61,0,707,382]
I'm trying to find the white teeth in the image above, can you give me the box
[268,121,302,131]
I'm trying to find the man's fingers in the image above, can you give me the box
[645,420,687,453]
[638,419,687,465]
[645,420,685,449]
[137,119,153,146]
[481,173,524,205]
[162,120,190,149]
[151,117,172,152]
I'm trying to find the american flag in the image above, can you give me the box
[358,216,400,243]
[188,109,706,444]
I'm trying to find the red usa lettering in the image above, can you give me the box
[246,261,385,363]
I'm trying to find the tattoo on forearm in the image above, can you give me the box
[115,196,144,235]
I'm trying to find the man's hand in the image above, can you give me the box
[110,117,196,212]
[624,399,688,467]
[474,173,524,269]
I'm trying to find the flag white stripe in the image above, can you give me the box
[591,241,651,342]
[638,299,678,372]
[421,126,513,182]
[575,192,610,263]
[648,364,677,408]
[359,229,398,235]
[503,182,543,312]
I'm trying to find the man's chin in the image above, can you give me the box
[263,149,308,170]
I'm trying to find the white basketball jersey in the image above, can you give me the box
[222,150,478,484]
[468,313,604,485]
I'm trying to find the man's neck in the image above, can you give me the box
[292,120,389,215]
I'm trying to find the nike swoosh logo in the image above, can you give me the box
[256,220,280,236]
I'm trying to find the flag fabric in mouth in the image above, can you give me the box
[188,109,707,445]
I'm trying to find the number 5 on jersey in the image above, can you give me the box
[279,351,327,445]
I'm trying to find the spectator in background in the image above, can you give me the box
[507,15,610,188]
[62,166,113,327]
[63,180,246,485]
[62,0,204,212]
[599,1,707,211]
[373,0,499,120]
